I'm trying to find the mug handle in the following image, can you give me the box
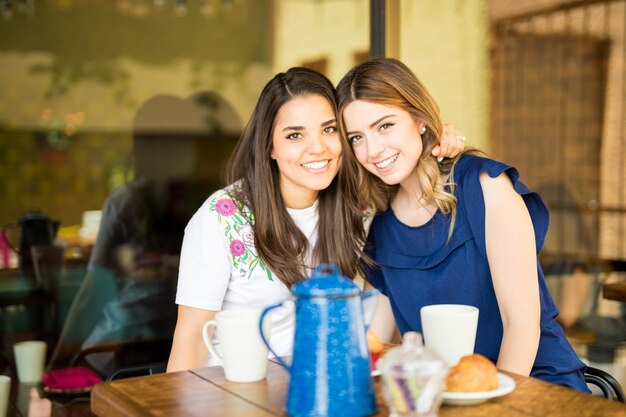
[259,302,290,372]
[202,320,223,366]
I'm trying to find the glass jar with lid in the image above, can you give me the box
[378,331,447,417]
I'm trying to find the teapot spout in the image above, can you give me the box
[51,220,61,239]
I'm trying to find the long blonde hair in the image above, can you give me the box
[336,58,461,235]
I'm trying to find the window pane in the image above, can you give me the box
[0,0,369,376]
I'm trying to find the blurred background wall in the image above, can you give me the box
[397,0,490,151]
[0,0,492,237]
[2,0,625,266]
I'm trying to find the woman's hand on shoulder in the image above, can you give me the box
[431,123,466,161]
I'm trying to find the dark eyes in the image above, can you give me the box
[286,126,337,140]
[349,135,362,144]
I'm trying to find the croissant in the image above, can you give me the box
[445,354,499,392]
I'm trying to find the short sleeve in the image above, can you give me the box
[457,156,550,260]
[175,193,232,310]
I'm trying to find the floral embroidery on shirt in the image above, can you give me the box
[362,203,375,219]
[215,198,237,217]
[229,239,246,257]
[209,191,273,281]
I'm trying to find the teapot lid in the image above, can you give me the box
[378,332,446,378]
[292,264,360,298]
[20,211,52,221]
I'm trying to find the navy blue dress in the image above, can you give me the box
[365,155,590,393]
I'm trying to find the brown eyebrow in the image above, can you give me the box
[282,119,336,132]
[282,126,304,132]
[346,115,395,136]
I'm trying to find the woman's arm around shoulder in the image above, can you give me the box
[480,171,541,376]
[167,305,216,372]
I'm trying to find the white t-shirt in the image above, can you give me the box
[175,186,319,365]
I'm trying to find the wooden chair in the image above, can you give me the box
[584,366,625,402]
[106,361,167,381]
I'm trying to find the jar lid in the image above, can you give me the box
[378,332,446,378]
[291,264,360,298]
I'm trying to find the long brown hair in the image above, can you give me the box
[336,58,461,235]
[227,67,368,287]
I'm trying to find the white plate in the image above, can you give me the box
[443,373,515,406]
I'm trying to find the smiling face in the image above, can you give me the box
[271,94,342,208]
[343,99,424,187]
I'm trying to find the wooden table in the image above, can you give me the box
[91,361,626,417]
[603,281,626,303]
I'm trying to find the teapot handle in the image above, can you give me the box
[259,301,291,372]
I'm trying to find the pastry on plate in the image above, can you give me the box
[445,354,498,392]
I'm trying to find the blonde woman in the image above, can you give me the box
[337,58,589,393]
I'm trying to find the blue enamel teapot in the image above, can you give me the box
[259,264,377,417]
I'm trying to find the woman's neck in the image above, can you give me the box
[281,189,319,210]
[392,174,437,227]
[397,172,424,207]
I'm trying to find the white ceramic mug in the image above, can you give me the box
[0,375,10,417]
[202,308,271,383]
[13,341,47,383]
[420,304,479,367]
